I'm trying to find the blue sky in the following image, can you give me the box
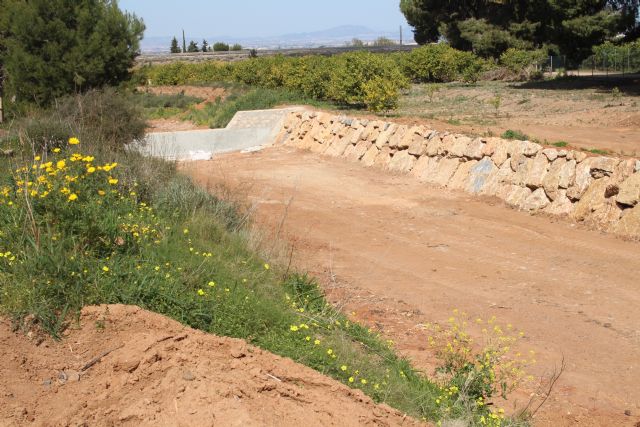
[118,0,409,38]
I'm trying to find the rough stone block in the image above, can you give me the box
[361,145,379,167]
[464,138,485,160]
[433,158,461,186]
[448,160,478,190]
[612,204,640,237]
[388,125,407,149]
[616,172,640,206]
[325,136,350,157]
[388,150,417,173]
[466,157,497,194]
[522,188,551,211]
[525,153,550,189]
[373,146,393,169]
[375,124,397,148]
[544,190,574,216]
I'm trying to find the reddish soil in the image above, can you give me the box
[184,146,640,427]
[0,305,420,427]
[146,118,207,133]
[139,85,227,104]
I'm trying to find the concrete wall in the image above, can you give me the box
[280,111,640,239]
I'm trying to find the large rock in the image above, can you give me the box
[505,185,532,207]
[508,154,532,187]
[542,158,566,201]
[388,150,416,173]
[432,158,461,186]
[398,126,421,150]
[373,146,393,169]
[612,204,640,238]
[522,188,551,211]
[408,136,428,156]
[464,138,485,160]
[388,126,407,149]
[325,136,351,157]
[344,140,372,162]
[361,145,380,167]
[480,160,514,196]
[347,127,365,145]
[544,190,574,216]
[448,160,478,190]
[411,156,437,182]
[525,154,550,189]
[448,136,472,158]
[375,124,397,148]
[542,148,559,162]
[490,139,510,166]
[616,172,640,206]
[573,178,623,225]
[426,136,443,156]
[466,157,497,194]
[558,159,577,189]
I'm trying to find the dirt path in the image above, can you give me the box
[0,305,419,427]
[184,146,640,427]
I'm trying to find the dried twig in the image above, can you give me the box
[80,344,124,372]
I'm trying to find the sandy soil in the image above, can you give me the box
[140,85,227,104]
[397,77,640,156]
[0,305,420,427]
[184,146,640,427]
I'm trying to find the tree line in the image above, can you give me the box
[400,0,640,61]
[170,37,242,53]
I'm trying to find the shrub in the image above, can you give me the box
[327,52,408,108]
[213,42,230,52]
[499,48,547,80]
[231,44,243,51]
[501,129,529,141]
[55,89,146,151]
[402,44,485,83]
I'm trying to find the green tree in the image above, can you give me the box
[0,0,145,108]
[187,40,199,53]
[170,37,181,54]
[230,43,242,51]
[399,0,640,61]
[213,42,230,52]
[201,39,209,52]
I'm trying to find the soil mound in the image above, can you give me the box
[0,305,419,427]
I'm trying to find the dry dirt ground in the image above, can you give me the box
[0,305,420,427]
[184,146,640,427]
[397,77,640,156]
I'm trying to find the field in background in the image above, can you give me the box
[397,75,640,156]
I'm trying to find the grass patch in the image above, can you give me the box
[135,92,204,121]
[587,148,609,155]
[185,86,334,129]
[501,129,529,141]
[552,141,568,148]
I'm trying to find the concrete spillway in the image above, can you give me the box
[132,107,303,161]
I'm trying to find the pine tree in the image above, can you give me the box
[170,37,181,54]
[187,40,199,53]
[201,39,209,52]
[0,0,145,107]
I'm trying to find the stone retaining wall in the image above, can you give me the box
[279,111,640,239]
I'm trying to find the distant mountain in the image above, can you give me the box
[140,25,414,53]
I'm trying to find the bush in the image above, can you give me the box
[499,48,547,80]
[326,52,408,108]
[231,44,242,51]
[213,42,230,52]
[501,129,529,141]
[402,44,485,83]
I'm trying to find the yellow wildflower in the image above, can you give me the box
[68,137,80,145]
[68,194,78,201]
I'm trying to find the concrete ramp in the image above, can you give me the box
[133,107,304,161]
